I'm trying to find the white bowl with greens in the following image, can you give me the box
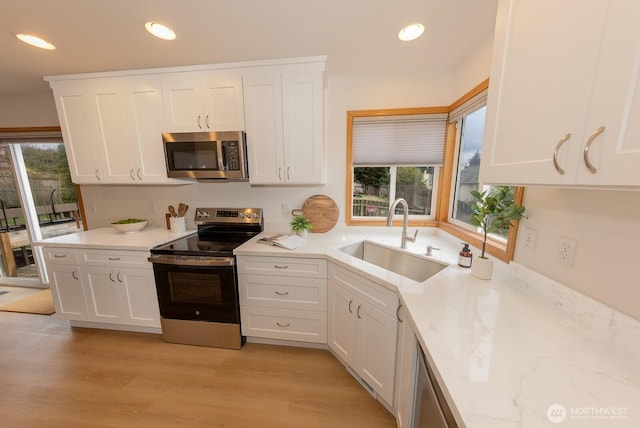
[111,218,148,233]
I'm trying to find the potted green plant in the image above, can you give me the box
[290,214,312,237]
[469,187,526,279]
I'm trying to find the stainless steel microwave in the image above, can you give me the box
[163,131,249,180]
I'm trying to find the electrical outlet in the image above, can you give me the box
[522,227,537,252]
[557,237,578,266]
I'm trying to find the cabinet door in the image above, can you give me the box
[201,75,245,131]
[52,83,103,183]
[119,268,161,328]
[127,79,177,184]
[82,267,123,323]
[356,300,398,405]
[327,282,357,367]
[92,83,137,183]
[282,72,324,184]
[480,0,607,185]
[243,74,285,184]
[162,77,205,132]
[576,0,640,185]
[47,263,88,321]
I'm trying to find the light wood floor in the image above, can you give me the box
[0,312,397,428]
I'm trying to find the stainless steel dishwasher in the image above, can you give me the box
[413,344,459,427]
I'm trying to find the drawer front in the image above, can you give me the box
[80,249,150,268]
[328,263,398,317]
[42,247,78,265]
[238,274,327,311]
[241,306,327,343]
[237,256,327,278]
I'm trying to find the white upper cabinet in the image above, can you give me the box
[46,56,325,186]
[481,0,640,187]
[243,66,325,185]
[162,72,245,132]
[52,82,107,184]
[50,77,182,184]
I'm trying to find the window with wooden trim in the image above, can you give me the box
[346,107,448,226]
[346,80,524,262]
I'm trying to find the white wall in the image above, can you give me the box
[0,93,58,127]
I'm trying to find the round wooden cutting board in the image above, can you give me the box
[291,195,339,233]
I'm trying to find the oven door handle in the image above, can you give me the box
[148,255,235,267]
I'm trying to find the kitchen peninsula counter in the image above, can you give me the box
[34,225,195,251]
[235,226,640,427]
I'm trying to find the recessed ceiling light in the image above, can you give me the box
[145,22,176,40]
[16,33,56,50]
[398,23,425,42]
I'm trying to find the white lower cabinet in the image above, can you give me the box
[394,305,418,428]
[44,248,88,321]
[328,262,399,406]
[237,256,327,344]
[43,247,160,330]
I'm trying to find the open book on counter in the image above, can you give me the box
[257,234,307,250]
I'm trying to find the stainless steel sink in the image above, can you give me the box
[339,240,447,282]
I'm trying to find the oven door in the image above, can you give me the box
[151,261,240,323]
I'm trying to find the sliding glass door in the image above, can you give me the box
[0,139,82,286]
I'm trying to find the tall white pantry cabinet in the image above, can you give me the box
[481,0,640,187]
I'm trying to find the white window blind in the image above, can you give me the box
[352,113,448,166]
[448,89,488,123]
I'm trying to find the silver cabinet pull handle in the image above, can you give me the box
[137,168,142,181]
[584,126,605,174]
[287,166,291,180]
[356,304,362,319]
[95,169,101,180]
[275,291,289,296]
[553,133,571,175]
[129,169,135,181]
[396,304,403,323]
[108,257,121,261]
[278,167,282,181]
[276,322,290,328]
[53,254,67,258]
[72,270,78,280]
[197,115,202,129]
[348,299,353,314]
[109,272,115,282]
[205,115,210,129]
[274,265,288,269]
[116,272,123,282]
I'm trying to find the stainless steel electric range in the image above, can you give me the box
[148,208,263,349]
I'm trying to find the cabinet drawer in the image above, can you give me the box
[42,248,78,265]
[238,274,326,311]
[79,249,150,268]
[240,306,327,344]
[328,263,398,318]
[237,256,327,278]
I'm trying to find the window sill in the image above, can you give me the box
[438,221,512,263]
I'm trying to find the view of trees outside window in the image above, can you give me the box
[452,106,515,238]
[353,166,435,217]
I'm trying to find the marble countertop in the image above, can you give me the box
[33,225,195,251]
[235,226,640,427]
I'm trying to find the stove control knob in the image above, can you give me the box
[239,212,245,218]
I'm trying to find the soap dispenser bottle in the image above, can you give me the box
[458,243,472,268]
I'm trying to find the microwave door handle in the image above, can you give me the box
[217,140,226,171]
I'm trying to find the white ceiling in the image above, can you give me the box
[0,0,497,96]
